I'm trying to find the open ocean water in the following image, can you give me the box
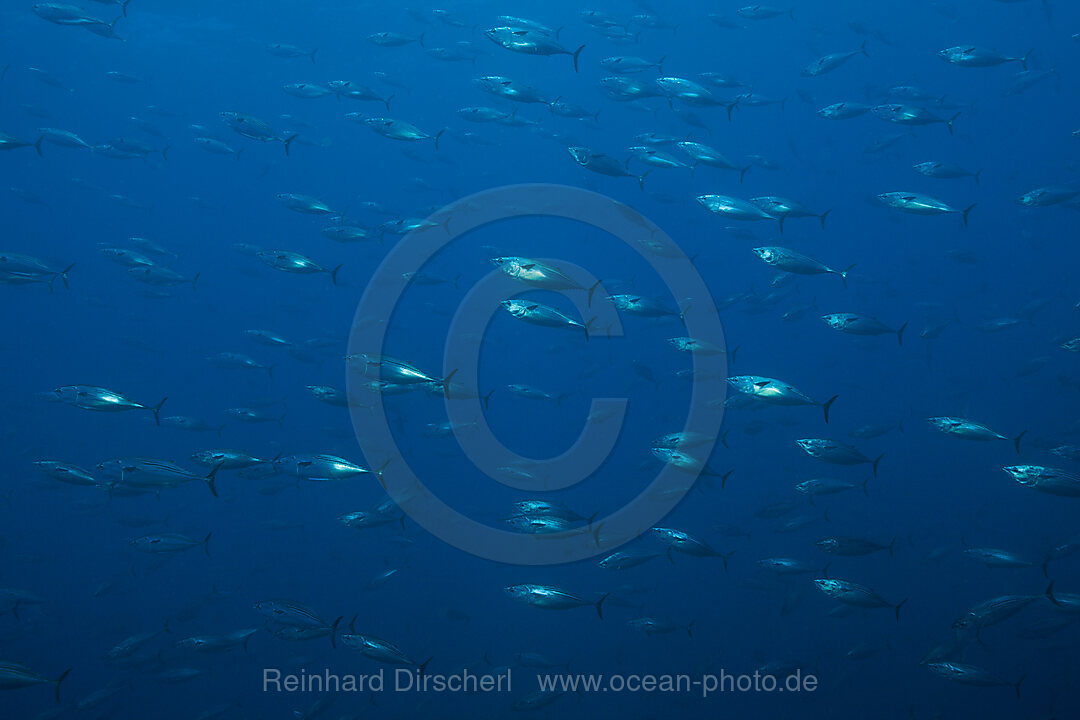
[2,0,1080,718]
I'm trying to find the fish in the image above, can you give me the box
[568,146,646,188]
[485,27,585,72]
[813,579,906,620]
[797,439,884,476]
[821,313,907,345]
[727,376,838,422]
[600,55,665,74]
[927,417,1025,452]
[818,102,872,120]
[873,104,960,134]
[266,43,318,63]
[802,42,869,77]
[877,191,975,225]
[599,551,662,570]
[653,528,734,568]
[257,250,341,284]
[1003,465,1080,497]
[939,46,1032,69]
[339,633,432,673]
[753,247,853,286]
[913,162,982,184]
[0,662,71,702]
[924,662,1024,696]
[52,385,166,423]
[274,454,379,481]
[132,533,213,556]
[627,617,695,637]
[220,112,296,155]
[698,194,776,223]
[504,584,608,618]
[816,537,895,556]
[357,117,445,149]
[33,460,99,487]
[501,299,594,340]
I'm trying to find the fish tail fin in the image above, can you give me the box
[191,272,200,292]
[151,396,167,425]
[203,531,213,556]
[961,203,975,227]
[311,48,318,64]
[822,562,831,579]
[1042,554,1050,578]
[433,128,445,150]
[58,262,74,289]
[54,668,71,703]
[35,135,44,157]
[896,322,907,346]
[719,429,729,449]
[283,133,297,156]
[789,5,795,19]
[974,169,982,185]
[1014,675,1025,699]
[739,165,750,183]
[595,593,609,620]
[686,620,695,639]
[657,55,667,73]
[1022,49,1033,71]
[587,279,601,307]
[872,453,884,477]
[860,39,869,57]
[330,615,342,648]
[205,462,222,498]
[418,657,433,678]
[823,394,839,423]
[267,364,275,378]
[840,264,855,288]
[727,100,739,121]
[276,413,286,429]
[1013,430,1026,454]
[572,45,585,73]
[441,368,458,398]
[584,316,597,342]
[1046,580,1060,606]
[216,424,225,438]
[483,389,494,410]
[720,550,735,572]
[121,0,131,16]
[820,208,832,230]
[331,264,342,286]
[383,94,394,111]
[894,598,908,622]
[638,170,649,191]
[418,32,425,49]
[861,477,870,496]
[947,112,960,135]
[888,537,896,556]
[778,216,785,234]
[161,145,169,161]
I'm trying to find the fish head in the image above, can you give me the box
[567,146,591,164]
[751,247,774,262]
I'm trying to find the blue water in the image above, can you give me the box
[3,1,1078,717]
